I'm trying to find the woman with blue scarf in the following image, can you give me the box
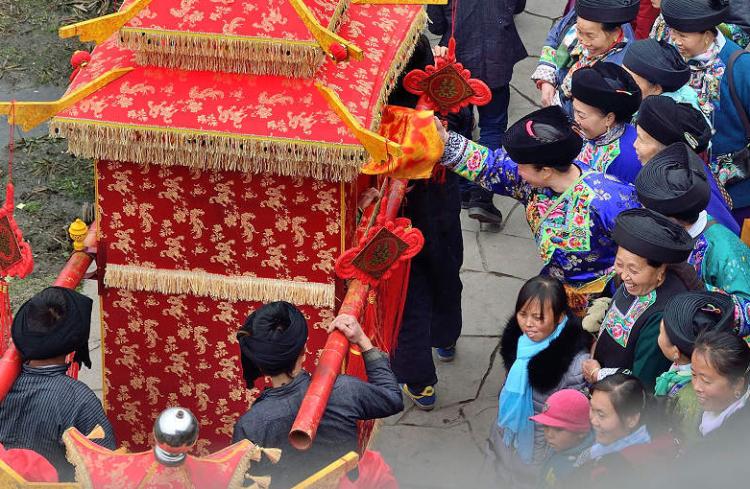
[488,276,591,488]
[572,373,676,484]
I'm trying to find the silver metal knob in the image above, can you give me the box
[153,407,199,466]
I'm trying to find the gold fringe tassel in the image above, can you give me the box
[249,475,272,489]
[50,119,366,182]
[227,442,260,489]
[119,0,349,76]
[260,447,283,464]
[104,264,336,308]
[63,431,95,489]
[369,8,428,131]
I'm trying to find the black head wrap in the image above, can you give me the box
[11,287,93,368]
[571,62,642,121]
[236,301,308,387]
[502,106,583,168]
[663,291,736,357]
[635,143,711,217]
[636,96,712,153]
[576,0,640,24]
[623,39,691,92]
[613,208,695,264]
[662,0,730,32]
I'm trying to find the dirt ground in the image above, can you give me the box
[0,0,119,309]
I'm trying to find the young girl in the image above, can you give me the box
[573,373,676,484]
[691,330,750,446]
[655,291,736,444]
[487,275,592,488]
[671,331,750,484]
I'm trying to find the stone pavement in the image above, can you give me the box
[73,0,564,485]
[369,2,564,487]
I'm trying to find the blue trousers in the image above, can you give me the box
[391,172,464,389]
[460,85,511,201]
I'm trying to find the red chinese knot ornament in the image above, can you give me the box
[335,217,423,287]
[402,37,492,115]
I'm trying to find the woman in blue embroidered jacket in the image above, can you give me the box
[583,208,700,391]
[634,143,750,336]
[660,0,750,226]
[570,62,643,184]
[532,0,639,114]
[434,106,639,307]
[634,95,739,235]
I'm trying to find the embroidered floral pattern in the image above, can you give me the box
[602,290,658,348]
[578,135,623,175]
[528,181,594,264]
[688,234,708,278]
[710,152,746,186]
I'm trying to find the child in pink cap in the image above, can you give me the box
[530,389,593,488]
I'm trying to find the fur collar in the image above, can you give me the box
[499,314,592,393]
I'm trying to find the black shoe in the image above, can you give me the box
[468,205,503,224]
[466,188,502,224]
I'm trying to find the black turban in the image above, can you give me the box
[11,287,93,368]
[636,96,712,153]
[662,0,730,32]
[237,301,308,386]
[571,62,642,121]
[576,0,640,24]
[663,291,735,357]
[502,106,583,168]
[623,39,690,93]
[635,143,711,217]
[613,208,695,264]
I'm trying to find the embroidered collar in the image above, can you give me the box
[601,288,657,348]
[587,123,626,147]
[687,211,708,238]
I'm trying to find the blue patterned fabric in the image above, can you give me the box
[689,220,750,336]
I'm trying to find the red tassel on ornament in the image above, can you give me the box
[329,43,348,62]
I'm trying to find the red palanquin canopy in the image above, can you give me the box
[51,1,427,183]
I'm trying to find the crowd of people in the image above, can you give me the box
[0,0,749,488]
[417,0,750,487]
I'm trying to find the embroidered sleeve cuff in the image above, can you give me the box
[439,131,471,167]
[596,368,628,382]
[539,46,558,66]
[531,64,557,86]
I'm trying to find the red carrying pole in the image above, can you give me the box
[289,179,407,450]
[0,221,97,400]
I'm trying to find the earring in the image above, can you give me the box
[736,391,743,400]
[673,353,679,363]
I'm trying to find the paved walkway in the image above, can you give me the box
[370,2,563,487]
